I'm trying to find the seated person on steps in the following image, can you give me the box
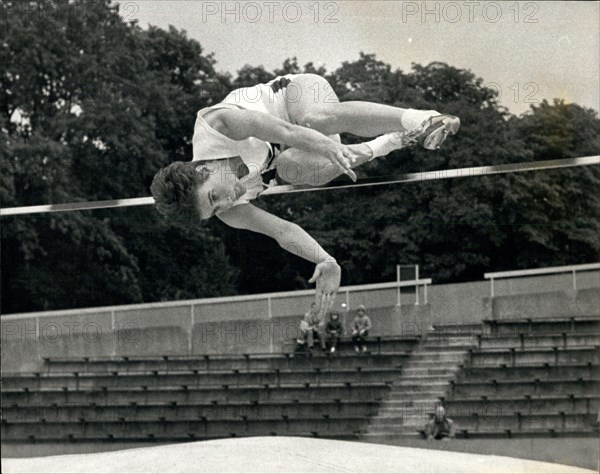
[297,302,326,353]
[325,312,343,353]
[424,406,455,441]
[352,304,372,352]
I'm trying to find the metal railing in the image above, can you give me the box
[484,263,600,297]
[2,278,432,321]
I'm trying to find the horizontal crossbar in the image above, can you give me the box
[2,156,598,216]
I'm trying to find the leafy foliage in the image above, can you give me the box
[1,0,237,312]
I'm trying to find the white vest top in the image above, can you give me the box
[192,103,274,205]
[191,75,298,206]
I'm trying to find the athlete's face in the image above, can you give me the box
[195,161,247,219]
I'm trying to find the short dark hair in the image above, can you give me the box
[150,161,212,226]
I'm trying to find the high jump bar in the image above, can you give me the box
[1,155,598,217]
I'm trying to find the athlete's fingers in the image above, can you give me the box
[334,150,352,170]
[336,154,357,182]
[335,155,349,173]
[319,292,327,317]
[334,161,356,182]
[328,292,337,312]
[342,148,357,164]
[308,267,320,284]
[314,292,322,314]
[341,156,352,169]
[323,293,332,314]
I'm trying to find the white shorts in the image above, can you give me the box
[221,74,301,123]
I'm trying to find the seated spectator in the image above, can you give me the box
[424,406,455,440]
[297,303,325,353]
[325,312,343,353]
[351,304,372,352]
[296,313,312,352]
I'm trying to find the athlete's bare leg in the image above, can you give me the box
[276,141,377,187]
[286,74,439,137]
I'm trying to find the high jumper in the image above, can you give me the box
[150,73,460,315]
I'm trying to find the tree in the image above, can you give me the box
[493,100,600,270]
[1,0,237,312]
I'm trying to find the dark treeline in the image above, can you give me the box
[2,0,599,313]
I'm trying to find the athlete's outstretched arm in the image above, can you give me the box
[217,203,340,315]
[214,108,357,181]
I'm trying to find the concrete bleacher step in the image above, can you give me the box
[458,364,600,382]
[360,432,424,442]
[363,428,600,440]
[409,357,467,366]
[403,361,464,370]
[394,374,456,384]
[1,431,364,445]
[42,352,412,373]
[469,346,600,366]
[411,349,468,358]
[379,398,441,408]
[445,396,600,415]
[478,333,600,350]
[2,382,392,406]
[385,391,447,401]
[286,336,422,354]
[368,415,436,428]
[393,381,450,391]
[450,413,598,431]
[367,412,599,434]
[375,409,435,421]
[421,333,479,349]
[450,379,599,398]
[1,416,372,439]
[1,400,383,424]
[2,367,402,391]
[484,316,600,335]
[432,323,484,334]
[401,367,461,376]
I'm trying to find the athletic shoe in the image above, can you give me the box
[354,346,360,352]
[404,114,460,150]
[330,347,336,353]
[362,345,368,352]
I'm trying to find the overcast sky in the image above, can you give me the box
[118,1,599,115]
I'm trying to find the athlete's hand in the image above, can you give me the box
[308,260,341,317]
[321,142,357,182]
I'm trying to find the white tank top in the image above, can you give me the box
[191,75,298,205]
[192,103,274,205]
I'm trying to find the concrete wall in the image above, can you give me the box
[0,304,432,372]
[484,287,600,321]
[2,269,598,373]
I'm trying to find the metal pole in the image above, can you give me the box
[415,265,420,306]
[346,288,350,309]
[572,270,577,291]
[424,283,428,305]
[397,265,401,307]
[490,278,495,298]
[267,297,272,319]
